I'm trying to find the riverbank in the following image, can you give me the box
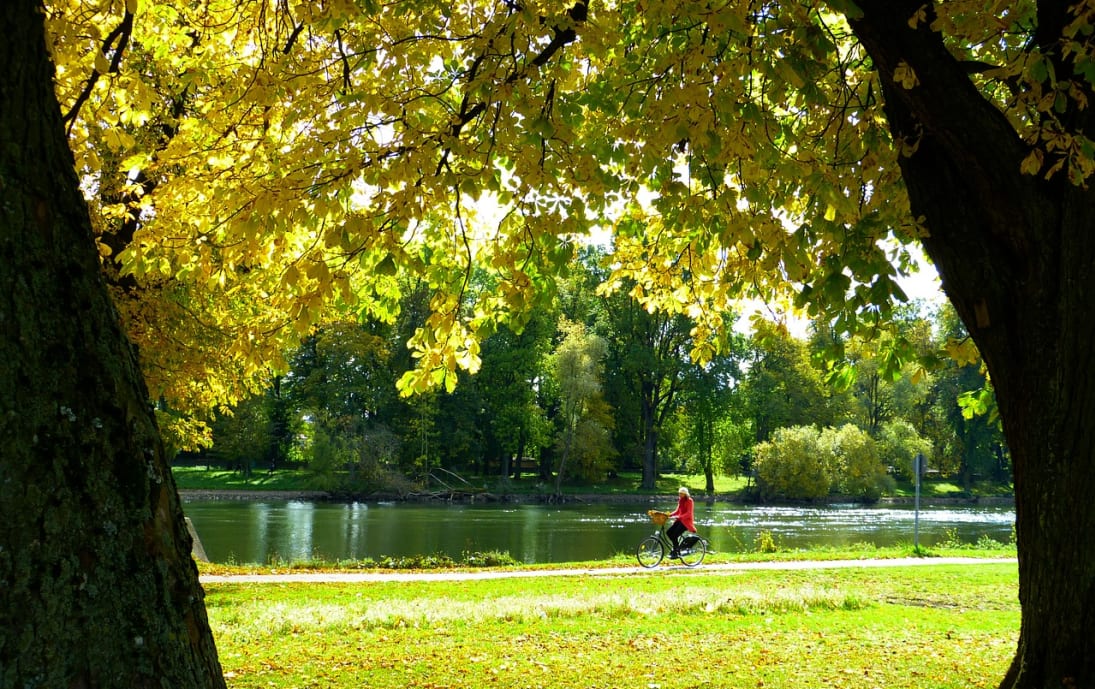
[178,487,1014,507]
[174,466,1015,506]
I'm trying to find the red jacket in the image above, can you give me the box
[669,495,695,532]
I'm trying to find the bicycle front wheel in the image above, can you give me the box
[636,535,664,568]
[678,534,707,567]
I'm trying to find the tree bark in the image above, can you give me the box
[0,2,225,687]
[851,2,1095,687]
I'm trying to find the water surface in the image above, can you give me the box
[182,499,1015,565]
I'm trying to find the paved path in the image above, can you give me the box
[200,557,1016,584]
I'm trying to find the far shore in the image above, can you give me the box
[178,488,1014,507]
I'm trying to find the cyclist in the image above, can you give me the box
[666,486,696,557]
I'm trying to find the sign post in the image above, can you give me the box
[913,452,924,554]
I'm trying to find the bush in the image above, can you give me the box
[821,424,892,500]
[755,530,779,553]
[753,425,831,500]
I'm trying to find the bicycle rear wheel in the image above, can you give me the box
[636,535,664,568]
[677,534,707,567]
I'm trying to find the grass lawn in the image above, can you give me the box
[205,561,1019,688]
[173,466,1012,501]
[173,466,315,491]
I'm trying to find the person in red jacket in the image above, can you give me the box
[666,486,696,557]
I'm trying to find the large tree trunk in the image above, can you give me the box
[0,2,225,687]
[851,2,1095,687]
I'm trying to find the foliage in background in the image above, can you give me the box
[189,283,1008,498]
[754,423,900,501]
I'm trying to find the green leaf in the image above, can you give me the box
[375,255,398,276]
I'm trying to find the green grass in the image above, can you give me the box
[205,561,1019,688]
[173,466,315,491]
[889,478,1013,499]
[195,538,1015,577]
[170,467,750,496]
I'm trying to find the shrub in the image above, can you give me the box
[755,530,779,553]
[822,424,891,500]
[753,425,832,500]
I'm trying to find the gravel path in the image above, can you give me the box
[200,556,1016,584]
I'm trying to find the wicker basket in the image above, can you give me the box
[647,509,669,526]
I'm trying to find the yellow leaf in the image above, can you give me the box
[907,4,928,29]
[1020,149,1043,176]
[126,0,139,14]
[94,52,111,75]
[893,60,920,89]
[945,337,981,366]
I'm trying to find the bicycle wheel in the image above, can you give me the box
[677,534,707,567]
[636,535,665,568]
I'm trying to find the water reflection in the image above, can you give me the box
[182,499,1015,565]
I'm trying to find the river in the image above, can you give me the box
[181,498,1016,565]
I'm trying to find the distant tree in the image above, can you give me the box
[281,322,404,485]
[878,419,934,482]
[566,395,618,483]
[549,319,611,494]
[266,376,294,470]
[674,336,745,493]
[475,313,554,481]
[927,307,1010,488]
[207,395,273,477]
[286,323,393,430]
[742,321,835,443]
[814,310,933,437]
[603,286,693,489]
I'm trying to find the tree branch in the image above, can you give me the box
[62,9,134,133]
[437,0,587,172]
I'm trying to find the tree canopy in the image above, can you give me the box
[50,0,938,444]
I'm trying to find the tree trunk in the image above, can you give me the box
[851,3,1095,686]
[511,432,527,480]
[640,384,657,489]
[0,2,225,687]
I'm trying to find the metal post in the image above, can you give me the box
[913,452,923,554]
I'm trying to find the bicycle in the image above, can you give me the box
[636,510,707,568]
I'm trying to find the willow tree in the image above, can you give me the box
[18,0,1095,686]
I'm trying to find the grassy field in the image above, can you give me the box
[205,561,1019,689]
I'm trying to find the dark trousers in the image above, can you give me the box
[667,520,687,550]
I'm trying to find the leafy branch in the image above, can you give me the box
[62,6,134,134]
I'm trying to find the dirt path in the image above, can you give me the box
[200,556,1015,584]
